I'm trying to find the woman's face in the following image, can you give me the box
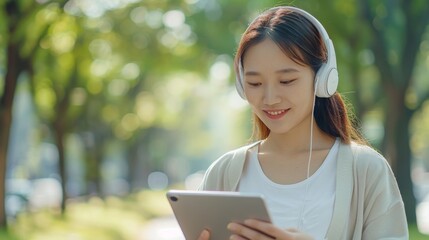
[242,38,315,136]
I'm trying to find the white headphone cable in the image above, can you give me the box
[307,85,317,179]
[297,82,318,231]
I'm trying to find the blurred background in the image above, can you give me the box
[1,0,429,239]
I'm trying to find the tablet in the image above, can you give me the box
[166,190,272,240]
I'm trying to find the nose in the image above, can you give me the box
[263,84,281,105]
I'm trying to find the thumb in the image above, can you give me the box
[197,229,210,240]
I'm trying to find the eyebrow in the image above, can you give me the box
[244,68,299,76]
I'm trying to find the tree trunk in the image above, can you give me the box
[0,0,25,228]
[127,144,138,192]
[0,40,21,229]
[85,144,102,197]
[395,100,416,223]
[357,0,421,224]
[53,114,67,214]
[382,85,416,223]
[52,73,75,213]
[93,138,103,197]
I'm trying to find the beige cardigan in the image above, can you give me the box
[199,141,408,239]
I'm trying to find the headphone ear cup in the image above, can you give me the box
[315,64,338,98]
[315,39,338,98]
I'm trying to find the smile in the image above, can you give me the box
[263,109,288,119]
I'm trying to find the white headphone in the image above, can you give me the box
[235,6,339,99]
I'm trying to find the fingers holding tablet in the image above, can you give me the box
[227,219,314,240]
[197,229,210,240]
[228,220,276,240]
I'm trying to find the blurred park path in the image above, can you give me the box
[140,215,185,240]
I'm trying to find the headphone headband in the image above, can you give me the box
[277,7,331,43]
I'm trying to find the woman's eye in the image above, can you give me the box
[247,82,261,87]
[280,79,296,84]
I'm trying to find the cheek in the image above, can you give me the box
[246,98,259,110]
[292,83,314,101]
[243,88,260,103]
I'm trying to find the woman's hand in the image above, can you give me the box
[197,229,210,240]
[227,219,314,240]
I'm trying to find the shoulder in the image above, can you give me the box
[199,141,260,190]
[205,141,259,174]
[346,142,397,186]
[346,144,407,236]
[345,142,387,169]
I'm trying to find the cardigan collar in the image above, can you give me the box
[225,141,354,239]
[225,141,261,190]
[326,141,354,239]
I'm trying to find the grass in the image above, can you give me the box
[0,189,428,239]
[409,223,428,240]
[2,190,172,240]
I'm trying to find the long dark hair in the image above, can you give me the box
[234,7,365,144]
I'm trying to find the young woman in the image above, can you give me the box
[197,6,408,240]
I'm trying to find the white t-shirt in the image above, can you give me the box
[238,139,339,240]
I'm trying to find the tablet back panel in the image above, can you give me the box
[167,190,271,240]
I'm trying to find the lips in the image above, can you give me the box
[263,109,289,119]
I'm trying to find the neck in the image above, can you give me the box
[262,121,334,155]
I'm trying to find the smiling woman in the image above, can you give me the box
[194,5,408,240]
